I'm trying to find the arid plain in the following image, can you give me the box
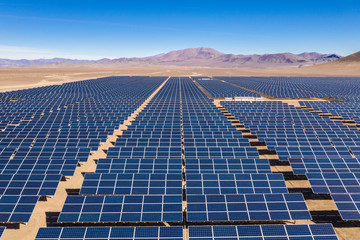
[0,59,359,92]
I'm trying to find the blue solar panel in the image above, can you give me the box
[217,76,360,100]
[186,173,287,195]
[0,174,61,196]
[187,193,311,222]
[307,172,360,194]
[80,173,182,195]
[0,157,79,176]
[289,157,360,175]
[95,158,182,174]
[185,158,272,173]
[35,226,183,239]
[332,194,360,220]
[193,78,261,98]
[189,224,338,239]
[0,195,38,223]
[0,227,5,238]
[58,195,183,223]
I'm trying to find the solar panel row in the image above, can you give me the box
[217,84,360,221]
[193,77,260,98]
[215,76,360,100]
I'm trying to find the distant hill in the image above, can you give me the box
[0,58,92,68]
[0,47,342,68]
[336,51,360,62]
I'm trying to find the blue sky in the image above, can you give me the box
[0,0,359,59]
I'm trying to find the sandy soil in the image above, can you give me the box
[0,62,359,92]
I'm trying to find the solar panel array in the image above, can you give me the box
[80,173,182,195]
[193,77,260,98]
[221,101,360,213]
[298,100,360,220]
[0,76,166,226]
[187,193,310,222]
[221,101,357,161]
[215,77,360,222]
[186,173,288,195]
[58,195,183,223]
[57,77,184,226]
[301,100,360,128]
[36,226,183,240]
[216,76,360,100]
[189,224,338,240]
[0,195,39,223]
[0,76,342,239]
[0,174,61,196]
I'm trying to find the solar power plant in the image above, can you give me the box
[0,76,167,229]
[214,77,360,99]
[301,101,360,123]
[221,101,358,165]
[7,76,360,239]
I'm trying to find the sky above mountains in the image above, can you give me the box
[0,0,359,59]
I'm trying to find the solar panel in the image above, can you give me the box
[194,78,261,98]
[35,226,183,239]
[187,193,311,222]
[95,158,182,174]
[0,227,5,238]
[217,76,360,100]
[307,172,360,194]
[332,194,360,220]
[186,173,287,195]
[0,174,61,196]
[189,224,338,239]
[289,157,360,175]
[0,157,79,176]
[0,195,39,223]
[80,173,182,195]
[58,195,183,223]
[185,158,272,174]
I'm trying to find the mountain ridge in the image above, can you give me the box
[0,47,342,68]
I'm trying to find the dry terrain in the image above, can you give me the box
[0,62,359,92]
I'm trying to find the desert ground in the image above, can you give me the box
[0,61,359,92]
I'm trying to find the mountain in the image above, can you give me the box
[0,58,91,68]
[336,51,360,62]
[0,48,342,68]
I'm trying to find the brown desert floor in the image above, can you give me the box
[0,62,359,92]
